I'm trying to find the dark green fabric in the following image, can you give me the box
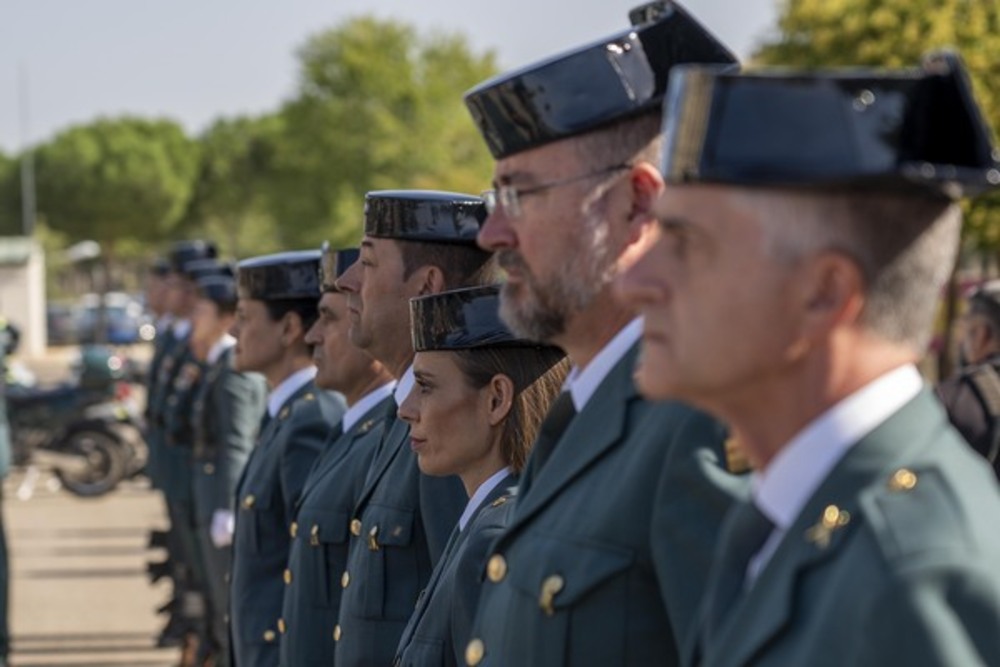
[694,390,1000,667]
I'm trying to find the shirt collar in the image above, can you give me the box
[459,467,513,531]
[563,317,642,412]
[206,334,236,365]
[394,364,416,408]
[267,366,318,418]
[753,364,924,530]
[343,381,396,433]
[172,318,192,339]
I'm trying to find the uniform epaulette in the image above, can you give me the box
[859,466,975,563]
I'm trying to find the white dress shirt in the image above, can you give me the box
[458,467,513,531]
[267,366,318,418]
[747,364,924,582]
[563,317,643,412]
[172,318,192,340]
[206,334,236,365]
[342,381,396,433]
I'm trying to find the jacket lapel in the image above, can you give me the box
[353,403,406,511]
[710,390,943,667]
[503,345,639,539]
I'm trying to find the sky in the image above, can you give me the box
[0,0,778,154]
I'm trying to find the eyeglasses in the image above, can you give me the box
[482,163,631,218]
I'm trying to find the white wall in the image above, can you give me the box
[0,239,46,357]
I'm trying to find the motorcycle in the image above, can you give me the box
[7,345,148,497]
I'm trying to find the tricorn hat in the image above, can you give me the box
[237,250,322,301]
[181,259,235,282]
[659,51,1000,199]
[319,243,360,292]
[364,190,486,244]
[463,1,736,159]
[410,284,548,351]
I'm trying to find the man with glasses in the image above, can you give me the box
[937,283,1000,479]
[460,4,747,666]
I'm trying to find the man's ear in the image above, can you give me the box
[800,250,866,335]
[414,265,447,296]
[628,162,665,228]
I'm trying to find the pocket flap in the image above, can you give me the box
[239,483,275,511]
[365,504,415,547]
[299,508,350,545]
[505,535,634,609]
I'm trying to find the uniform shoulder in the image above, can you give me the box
[859,450,1000,568]
[286,386,346,423]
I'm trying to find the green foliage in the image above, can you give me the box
[754,0,1000,250]
[0,151,18,235]
[33,116,199,254]
[265,16,498,249]
[180,115,283,257]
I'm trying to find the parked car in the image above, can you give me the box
[75,293,155,345]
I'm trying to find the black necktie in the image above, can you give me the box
[704,501,775,639]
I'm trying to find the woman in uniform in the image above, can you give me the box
[393,284,568,667]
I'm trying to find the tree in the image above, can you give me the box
[35,116,199,250]
[754,0,1000,376]
[33,117,199,332]
[265,16,499,249]
[0,151,18,235]
[180,115,282,257]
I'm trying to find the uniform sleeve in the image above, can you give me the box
[857,567,1000,666]
[277,405,329,512]
[650,408,749,650]
[935,377,991,456]
[213,371,267,512]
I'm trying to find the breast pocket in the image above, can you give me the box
[360,504,417,620]
[504,534,634,666]
[239,485,276,556]
[398,636,445,667]
[300,508,350,608]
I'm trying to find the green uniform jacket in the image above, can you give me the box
[466,344,746,667]
[334,414,468,667]
[692,390,1000,667]
[150,332,196,501]
[279,394,395,667]
[394,474,518,667]
[161,349,205,504]
[144,325,177,488]
[191,346,267,524]
[230,379,346,667]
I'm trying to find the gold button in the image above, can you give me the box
[486,554,507,583]
[333,624,342,642]
[289,522,298,538]
[263,629,276,642]
[242,494,255,509]
[888,468,918,491]
[341,571,350,588]
[203,462,215,474]
[283,568,292,585]
[350,519,362,536]
[465,638,485,666]
[278,618,286,634]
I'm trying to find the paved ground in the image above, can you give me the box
[5,469,179,667]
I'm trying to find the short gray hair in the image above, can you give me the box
[758,189,961,351]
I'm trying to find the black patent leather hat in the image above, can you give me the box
[168,240,218,273]
[237,250,322,301]
[364,190,486,244]
[196,274,238,309]
[411,285,545,351]
[319,244,360,292]
[660,51,1000,199]
[464,1,736,159]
